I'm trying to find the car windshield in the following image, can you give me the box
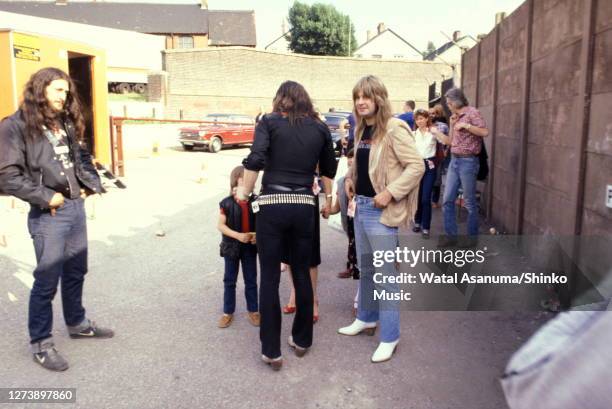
[323,115,346,127]
[204,114,252,124]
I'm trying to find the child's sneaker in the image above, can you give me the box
[247,312,260,327]
[218,314,233,328]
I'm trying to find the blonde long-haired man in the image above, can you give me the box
[338,75,424,363]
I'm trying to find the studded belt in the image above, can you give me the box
[256,193,316,207]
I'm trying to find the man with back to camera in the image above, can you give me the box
[398,100,415,130]
[0,67,114,372]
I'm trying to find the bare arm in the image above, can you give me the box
[329,191,341,215]
[241,169,259,198]
[217,213,239,239]
[217,212,250,243]
[320,175,333,219]
[430,127,451,145]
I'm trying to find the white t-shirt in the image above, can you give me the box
[414,128,437,159]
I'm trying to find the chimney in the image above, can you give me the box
[495,12,507,25]
[452,30,462,42]
[200,0,208,10]
[377,22,386,34]
[55,0,67,5]
[366,30,373,41]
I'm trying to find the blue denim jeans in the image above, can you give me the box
[414,159,437,230]
[443,156,480,237]
[354,195,400,343]
[27,198,88,344]
[223,243,258,314]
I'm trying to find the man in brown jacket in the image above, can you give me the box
[338,75,424,363]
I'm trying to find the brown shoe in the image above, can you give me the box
[261,355,283,371]
[218,314,233,328]
[337,269,351,279]
[247,312,260,326]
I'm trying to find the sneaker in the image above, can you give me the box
[31,340,69,372]
[412,224,421,233]
[218,314,233,328]
[247,312,260,327]
[422,230,430,239]
[69,321,114,339]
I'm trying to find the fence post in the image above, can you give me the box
[115,120,125,177]
[561,0,597,309]
[486,27,501,221]
[109,116,118,176]
[514,0,534,234]
[572,0,596,236]
[474,43,481,107]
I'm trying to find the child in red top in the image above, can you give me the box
[217,166,258,328]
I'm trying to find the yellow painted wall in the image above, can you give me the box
[0,31,17,120]
[193,35,208,48]
[0,30,111,166]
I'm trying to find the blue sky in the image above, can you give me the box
[96,0,526,51]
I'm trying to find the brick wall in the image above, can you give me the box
[162,47,454,118]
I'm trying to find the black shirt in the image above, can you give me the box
[355,125,376,197]
[242,113,337,188]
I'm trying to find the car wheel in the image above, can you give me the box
[209,137,222,153]
[133,83,147,94]
[182,144,194,151]
[116,83,131,94]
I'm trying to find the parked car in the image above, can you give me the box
[178,113,255,153]
[322,112,351,156]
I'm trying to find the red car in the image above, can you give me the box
[178,113,255,153]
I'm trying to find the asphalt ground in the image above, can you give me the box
[0,140,548,409]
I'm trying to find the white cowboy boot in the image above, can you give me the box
[371,340,399,363]
[337,319,377,336]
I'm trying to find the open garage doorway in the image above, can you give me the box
[68,53,95,156]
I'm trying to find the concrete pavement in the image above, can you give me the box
[0,142,547,409]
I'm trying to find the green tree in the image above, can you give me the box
[287,2,358,56]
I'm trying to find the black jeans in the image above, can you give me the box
[257,193,315,359]
[27,198,88,344]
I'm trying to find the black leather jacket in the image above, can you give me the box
[0,110,103,209]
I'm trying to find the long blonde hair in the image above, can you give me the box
[352,75,393,143]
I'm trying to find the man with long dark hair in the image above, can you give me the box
[239,80,337,370]
[0,67,113,371]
